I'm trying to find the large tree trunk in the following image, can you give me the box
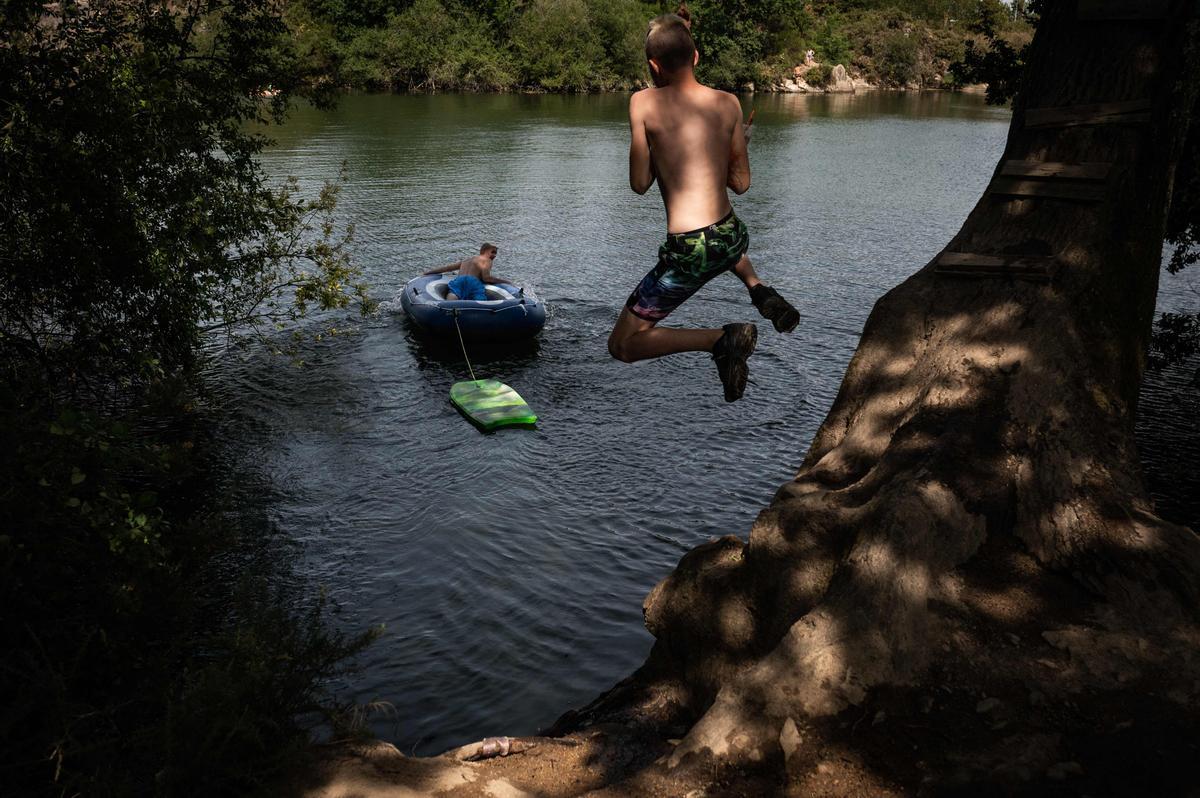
[559,0,1200,788]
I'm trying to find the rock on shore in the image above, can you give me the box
[774,63,870,94]
[829,64,855,93]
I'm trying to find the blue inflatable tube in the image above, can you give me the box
[399,274,546,343]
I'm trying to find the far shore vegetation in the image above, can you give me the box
[285,0,1034,93]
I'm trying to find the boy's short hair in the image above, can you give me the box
[645,14,695,72]
[480,243,498,254]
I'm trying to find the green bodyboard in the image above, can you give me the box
[450,379,537,431]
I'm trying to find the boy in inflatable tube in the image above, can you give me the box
[424,243,506,300]
[607,8,800,403]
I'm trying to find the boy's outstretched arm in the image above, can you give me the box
[424,260,462,275]
[629,92,655,195]
[727,100,751,195]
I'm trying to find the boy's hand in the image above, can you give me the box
[743,122,753,144]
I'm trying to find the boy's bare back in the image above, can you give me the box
[629,82,749,233]
[456,254,492,280]
[607,9,799,403]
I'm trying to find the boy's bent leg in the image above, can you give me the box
[607,307,722,363]
[732,253,763,290]
[733,255,800,334]
[608,310,759,403]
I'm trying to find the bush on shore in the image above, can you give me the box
[804,62,835,87]
[1,1,376,793]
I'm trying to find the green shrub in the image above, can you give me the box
[0,4,378,792]
[384,0,516,91]
[0,0,367,387]
[341,27,395,89]
[283,4,344,92]
[804,62,834,87]
[877,29,920,86]
[586,0,658,88]
[511,0,607,90]
[812,16,853,67]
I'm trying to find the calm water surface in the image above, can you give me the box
[211,92,1197,754]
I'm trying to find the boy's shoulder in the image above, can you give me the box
[690,83,741,116]
[707,85,742,110]
[631,85,738,110]
[630,86,657,106]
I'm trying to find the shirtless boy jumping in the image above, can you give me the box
[607,12,800,402]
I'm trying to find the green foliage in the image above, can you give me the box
[282,0,1032,92]
[507,0,661,91]
[805,62,835,87]
[686,0,810,88]
[0,2,380,793]
[951,0,1033,102]
[511,0,608,90]
[813,16,853,67]
[876,28,920,85]
[159,581,380,794]
[0,388,379,795]
[284,3,346,94]
[0,0,369,390]
[341,26,397,89]
[586,0,657,87]
[379,0,516,91]
[306,0,400,31]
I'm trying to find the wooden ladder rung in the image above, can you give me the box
[935,253,1055,283]
[1025,99,1151,129]
[999,160,1112,181]
[1078,0,1170,20]
[989,177,1106,202]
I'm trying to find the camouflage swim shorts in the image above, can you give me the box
[625,210,749,322]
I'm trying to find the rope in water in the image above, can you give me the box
[452,310,477,382]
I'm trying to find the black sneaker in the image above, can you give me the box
[750,284,800,334]
[712,323,758,402]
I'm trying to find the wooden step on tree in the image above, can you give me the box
[1024,99,1151,130]
[988,159,1112,203]
[934,252,1056,283]
[949,0,1152,283]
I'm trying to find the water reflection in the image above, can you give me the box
[755,89,1010,122]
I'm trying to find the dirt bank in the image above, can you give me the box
[288,535,1200,796]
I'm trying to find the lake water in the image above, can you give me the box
[211,92,1197,755]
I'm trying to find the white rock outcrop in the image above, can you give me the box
[829,64,855,93]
